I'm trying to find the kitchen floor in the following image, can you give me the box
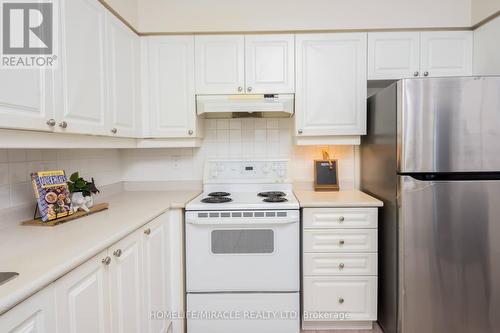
[301,323,384,333]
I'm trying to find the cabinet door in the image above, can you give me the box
[142,215,171,333]
[106,12,139,138]
[109,231,143,333]
[295,33,367,137]
[55,251,110,333]
[420,31,473,77]
[245,34,295,94]
[0,286,56,333]
[56,0,108,135]
[195,35,245,94]
[0,69,55,132]
[146,36,197,137]
[368,32,420,79]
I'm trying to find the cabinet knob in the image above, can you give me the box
[413,71,419,77]
[59,121,68,129]
[424,71,429,77]
[113,249,122,257]
[102,256,111,265]
[111,128,117,134]
[144,228,151,235]
[339,263,345,270]
[46,119,56,127]
[238,86,243,92]
[339,239,345,246]
[188,129,193,135]
[298,129,303,134]
[338,216,345,223]
[338,297,345,304]
[247,87,253,92]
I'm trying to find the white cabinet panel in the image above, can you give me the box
[106,12,139,137]
[303,276,377,321]
[195,35,245,94]
[109,231,143,333]
[0,286,56,333]
[368,32,420,79]
[245,34,295,94]
[303,208,378,229]
[146,36,198,138]
[303,229,377,253]
[55,251,110,333]
[0,70,55,131]
[142,216,171,333]
[420,31,473,77]
[57,0,108,135]
[295,33,367,137]
[304,253,377,276]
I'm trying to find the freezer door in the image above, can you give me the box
[399,76,500,173]
[398,176,500,333]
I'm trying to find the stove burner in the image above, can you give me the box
[263,196,288,203]
[201,197,233,204]
[258,191,286,198]
[208,192,231,197]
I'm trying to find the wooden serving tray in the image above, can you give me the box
[21,203,109,227]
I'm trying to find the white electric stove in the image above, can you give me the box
[185,160,300,333]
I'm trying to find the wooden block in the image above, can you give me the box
[21,203,109,227]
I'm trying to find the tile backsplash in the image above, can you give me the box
[0,149,122,210]
[121,118,359,188]
[0,119,359,210]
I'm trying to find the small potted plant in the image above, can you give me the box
[67,172,100,212]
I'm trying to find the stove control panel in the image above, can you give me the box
[205,160,289,184]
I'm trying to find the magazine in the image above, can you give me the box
[31,170,73,222]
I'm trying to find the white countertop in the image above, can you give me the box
[294,190,383,208]
[0,190,199,315]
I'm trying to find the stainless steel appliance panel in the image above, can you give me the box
[398,176,500,333]
[399,77,500,173]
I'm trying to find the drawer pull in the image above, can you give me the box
[339,240,345,246]
[338,297,345,304]
[338,263,345,270]
[338,216,344,223]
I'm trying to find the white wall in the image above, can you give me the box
[137,0,472,33]
[474,15,500,75]
[472,0,500,25]
[121,118,358,189]
[0,149,122,210]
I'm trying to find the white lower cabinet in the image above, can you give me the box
[0,211,179,333]
[0,286,56,333]
[302,207,378,330]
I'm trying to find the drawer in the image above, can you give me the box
[303,208,377,229]
[304,253,377,276]
[303,276,377,321]
[303,229,377,253]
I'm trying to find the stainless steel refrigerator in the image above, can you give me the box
[361,77,500,333]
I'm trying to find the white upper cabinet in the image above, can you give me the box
[368,31,473,80]
[244,35,295,94]
[106,12,140,138]
[56,0,108,135]
[368,32,420,79]
[195,35,245,94]
[55,251,111,333]
[295,33,367,139]
[420,31,473,77]
[145,36,199,138]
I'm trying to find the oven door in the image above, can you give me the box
[185,210,300,292]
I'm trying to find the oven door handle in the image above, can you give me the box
[186,218,299,225]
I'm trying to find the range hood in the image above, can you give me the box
[196,94,294,118]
